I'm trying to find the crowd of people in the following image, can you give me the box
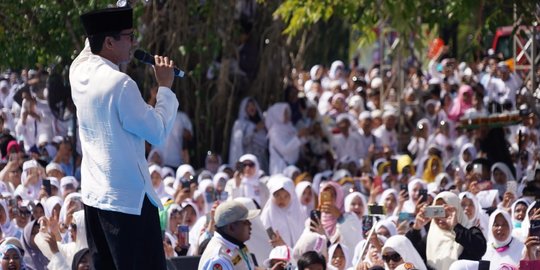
[0,45,539,270]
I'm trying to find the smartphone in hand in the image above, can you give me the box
[43,179,52,196]
[419,189,428,204]
[177,225,189,248]
[266,227,276,239]
[424,206,446,218]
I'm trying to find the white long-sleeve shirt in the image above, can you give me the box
[69,40,179,215]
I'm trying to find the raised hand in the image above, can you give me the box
[153,55,174,89]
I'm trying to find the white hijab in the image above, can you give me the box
[239,154,264,205]
[382,235,427,270]
[197,179,214,215]
[0,200,18,238]
[459,143,476,170]
[375,219,397,237]
[295,181,315,218]
[44,196,63,218]
[265,103,300,174]
[378,188,398,217]
[476,189,500,209]
[327,243,351,270]
[510,198,531,241]
[458,192,489,238]
[482,209,524,269]
[344,192,368,219]
[261,175,305,248]
[426,192,467,270]
[403,179,427,213]
[59,192,82,224]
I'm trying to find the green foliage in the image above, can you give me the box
[0,0,111,69]
[272,0,539,60]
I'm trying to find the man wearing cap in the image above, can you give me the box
[70,5,178,270]
[373,109,399,154]
[357,111,382,163]
[199,200,260,270]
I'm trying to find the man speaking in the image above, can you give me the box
[69,6,179,270]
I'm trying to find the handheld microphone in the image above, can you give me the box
[133,49,185,78]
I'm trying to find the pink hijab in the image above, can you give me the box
[448,85,473,121]
[319,181,344,236]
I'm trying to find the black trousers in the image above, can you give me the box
[84,195,166,270]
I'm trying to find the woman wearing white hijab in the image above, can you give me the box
[459,192,489,238]
[44,196,63,219]
[261,174,305,248]
[266,103,307,175]
[490,162,515,197]
[378,188,399,218]
[327,243,352,270]
[295,181,316,218]
[224,154,269,207]
[402,178,427,213]
[407,191,487,270]
[375,220,397,239]
[481,209,524,270]
[0,199,20,238]
[195,179,214,215]
[382,235,427,270]
[458,143,476,171]
[228,97,268,172]
[520,201,538,244]
[14,160,43,201]
[510,198,530,242]
[344,192,368,221]
[149,164,167,199]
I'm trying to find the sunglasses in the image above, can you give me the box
[382,252,402,263]
[243,162,255,168]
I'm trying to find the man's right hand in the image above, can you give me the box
[153,55,174,89]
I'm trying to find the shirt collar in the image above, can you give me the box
[91,54,120,71]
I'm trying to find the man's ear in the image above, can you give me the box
[103,36,115,51]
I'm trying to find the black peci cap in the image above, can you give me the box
[80,7,133,36]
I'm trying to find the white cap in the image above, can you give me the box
[37,134,50,146]
[371,109,382,119]
[371,77,382,89]
[48,177,60,190]
[148,164,162,177]
[46,162,64,174]
[263,245,292,267]
[214,200,260,227]
[359,111,372,121]
[60,176,79,189]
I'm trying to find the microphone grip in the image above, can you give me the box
[140,53,185,78]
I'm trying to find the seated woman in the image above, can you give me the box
[382,235,427,270]
[260,174,305,248]
[481,209,525,269]
[406,191,487,270]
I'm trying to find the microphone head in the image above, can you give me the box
[133,49,153,64]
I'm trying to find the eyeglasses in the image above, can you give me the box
[382,252,402,263]
[243,162,255,168]
[119,32,135,42]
